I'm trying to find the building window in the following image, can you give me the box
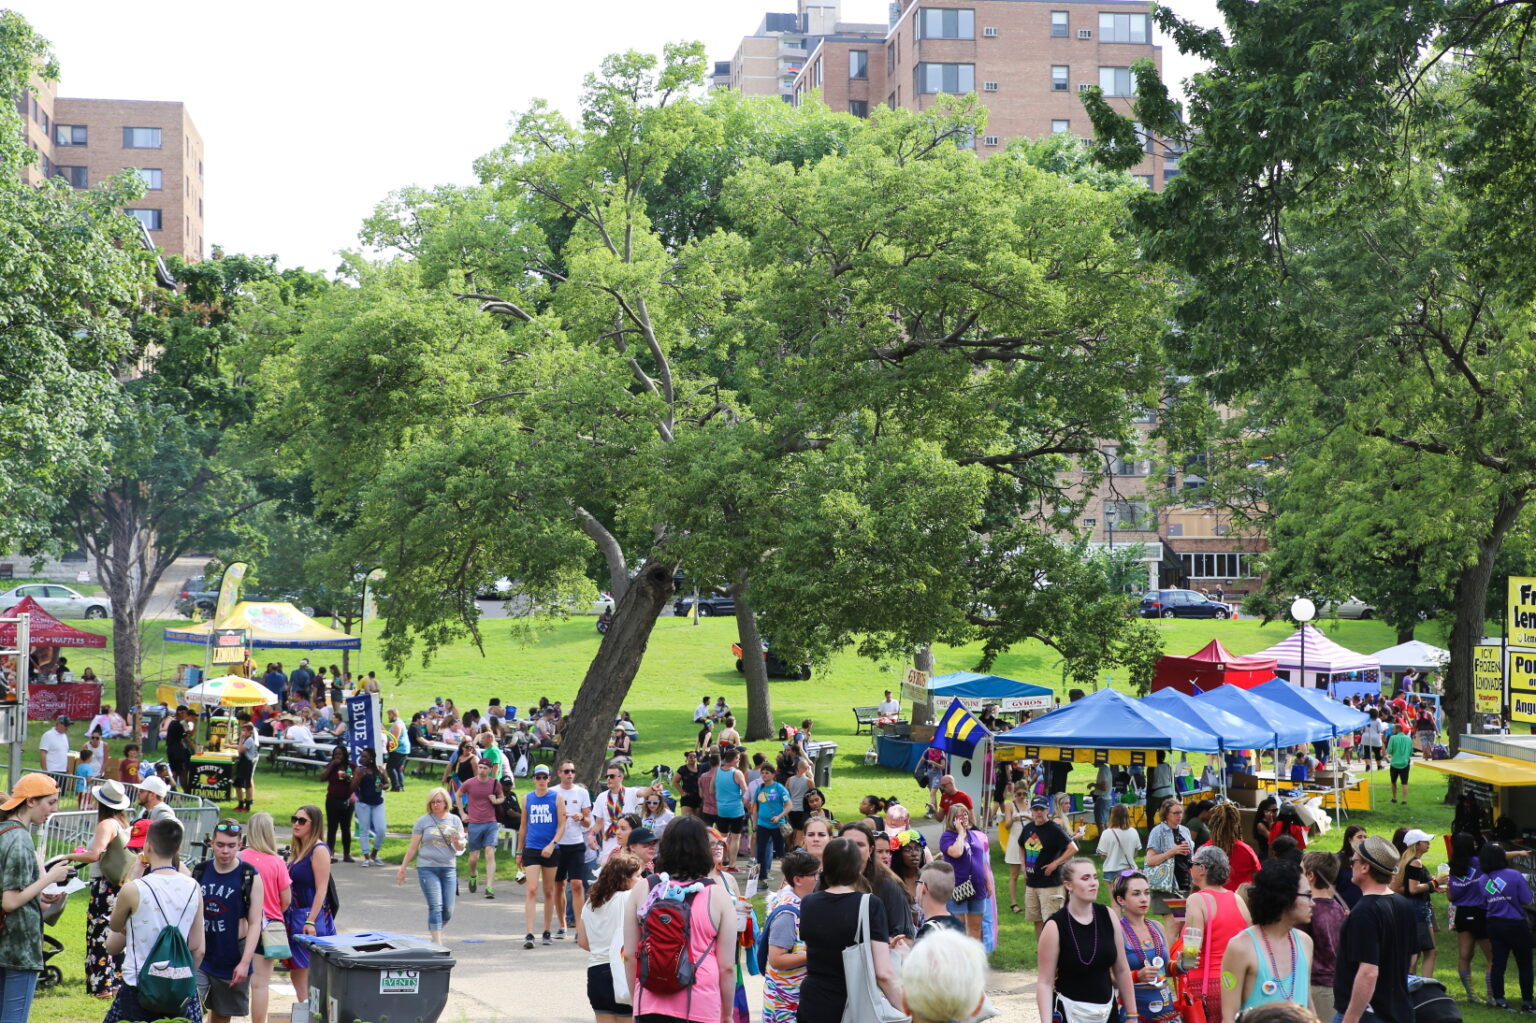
[55,124,87,146]
[1051,66,1069,91]
[55,165,87,188]
[888,92,897,110]
[1164,169,1180,182]
[815,58,823,87]
[1099,12,1150,43]
[1105,500,1153,530]
[1099,66,1135,97]
[123,127,162,148]
[126,208,162,231]
[134,168,163,190]
[1051,119,1071,133]
[1051,11,1069,36]
[1135,175,1155,187]
[1179,553,1251,579]
[40,111,48,134]
[888,41,896,73]
[849,99,869,118]
[849,50,868,80]
[917,8,975,39]
[915,62,975,95]
[1105,450,1150,476]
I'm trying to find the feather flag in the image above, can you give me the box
[932,698,986,757]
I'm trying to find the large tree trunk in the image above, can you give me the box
[563,559,677,787]
[911,645,935,726]
[104,499,144,714]
[1396,622,1416,645]
[731,583,774,741]
[1444,493,1526,757]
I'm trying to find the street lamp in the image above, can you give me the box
[1290,598,1316,688]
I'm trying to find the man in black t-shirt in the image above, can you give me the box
[165,705,194,790]
[1336,836,1417,1023]
[1013,795,1077,935]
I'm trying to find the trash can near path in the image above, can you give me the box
[804,740,838,788]
[294,931,456,1023]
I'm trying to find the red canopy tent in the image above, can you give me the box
[0,596,107,648]
[1150,639,1276,695]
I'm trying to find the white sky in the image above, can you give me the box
[15,0,1222,274]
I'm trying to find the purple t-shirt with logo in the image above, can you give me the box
[1482,868,1533,921]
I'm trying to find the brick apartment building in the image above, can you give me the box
[16,73,204,262]
[713,0,1172,184]
[1076,409,1266,596]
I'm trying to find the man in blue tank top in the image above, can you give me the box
[713,748,749,869]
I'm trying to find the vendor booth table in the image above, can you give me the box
[1423,733,1536,841]
[190,750,238,802]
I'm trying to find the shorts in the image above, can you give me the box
[701,812,718,828]
[715,813,747,836]
[681,794,702,810]
[467,821,500,850]
[948,893,988,915]
[521,847,556,868]
[234,758,254,787]
[198,969,250,1018]
[1025,884,1066,922]
[1389,765,1410,785]
[787,809,808,831]
[1454,905,1487,938]
[555,842,588,882]
[587,963,632,1015]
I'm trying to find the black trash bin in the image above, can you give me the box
[298,931,456,1023]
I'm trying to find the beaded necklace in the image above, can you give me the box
[1066,904,1101,965]
[1120,915,1167,976]
[1259,928,1299,1001]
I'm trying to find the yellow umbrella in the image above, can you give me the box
[183,675,278,707]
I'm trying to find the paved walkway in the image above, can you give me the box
[268,818,1040,1023]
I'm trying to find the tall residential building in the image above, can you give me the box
[716,1,886,102]
[766,0,1170,185]
[16,75,205,262]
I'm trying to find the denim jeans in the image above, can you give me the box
[418,865,456,930]
[0,968,37,1023]
[755,822,784,876]
[355,800,387,857]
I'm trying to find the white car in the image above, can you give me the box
[0,583,111,619]
[1323,596,1375,620]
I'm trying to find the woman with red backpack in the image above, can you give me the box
[622,815,737,1023]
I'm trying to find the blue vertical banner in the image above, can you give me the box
[345,693,383,764]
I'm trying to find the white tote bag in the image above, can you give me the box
[840,894,909,1023]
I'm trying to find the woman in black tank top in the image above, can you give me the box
[1037,858,1137,1023]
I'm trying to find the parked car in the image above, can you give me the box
[1322,596,1375,619]
[0,583,111,619]
[732,640,812,680]
[176,590,219,618]
[674,593,735,617]
[1139,588,1231,619]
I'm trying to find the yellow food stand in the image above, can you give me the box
[1420,733,1536,830]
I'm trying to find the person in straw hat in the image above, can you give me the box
[68,778,135,996]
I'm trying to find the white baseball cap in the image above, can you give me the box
[1403,829,1434,846]
[137,776,169,797]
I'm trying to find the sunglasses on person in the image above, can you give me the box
[645,800,661,806]
[215,821,243,835]
[606,773,622,780]
[291,815,310,825]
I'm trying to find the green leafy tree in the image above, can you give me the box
[0,14,156,550]
[58,256,325,711]
[1087,0,1536,750]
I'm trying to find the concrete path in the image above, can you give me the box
[268,822,1041,1023]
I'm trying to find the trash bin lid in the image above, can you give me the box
[318,946,457,972]
[298,931,452,960]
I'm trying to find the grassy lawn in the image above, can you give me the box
[27,611,1497,1019]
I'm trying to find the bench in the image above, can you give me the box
[406,756,444,778]
[276,756,326,774]
[852,706,882,735]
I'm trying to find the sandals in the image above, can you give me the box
[1010,903,1022,914]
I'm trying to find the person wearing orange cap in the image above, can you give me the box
[0,773,73,1021]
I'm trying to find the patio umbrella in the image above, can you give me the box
[183,674,278,707]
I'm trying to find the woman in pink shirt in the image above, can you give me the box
[241,812,294,1023]
[622,815,737,1023]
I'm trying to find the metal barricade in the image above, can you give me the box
[33,772,220,865]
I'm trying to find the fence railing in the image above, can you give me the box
[33,772,220,867]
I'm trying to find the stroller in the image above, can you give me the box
[37,856,79,989]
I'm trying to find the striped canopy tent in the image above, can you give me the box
[163,601,361,649]
[1250,624,1379,693]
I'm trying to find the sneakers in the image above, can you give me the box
[485,888,495,900]
[359,858,372,868]
[524,934,534,950]
[555,927,566,940]
[469,878,477,894]
[542,931,553,946]
[515,871,527,885]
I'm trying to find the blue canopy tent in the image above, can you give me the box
[1143,689,1276,750]
[1193,685,1329,748]
[994,689,1222,753]
[1252,678,1371,818]
[928,671,1055,714]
